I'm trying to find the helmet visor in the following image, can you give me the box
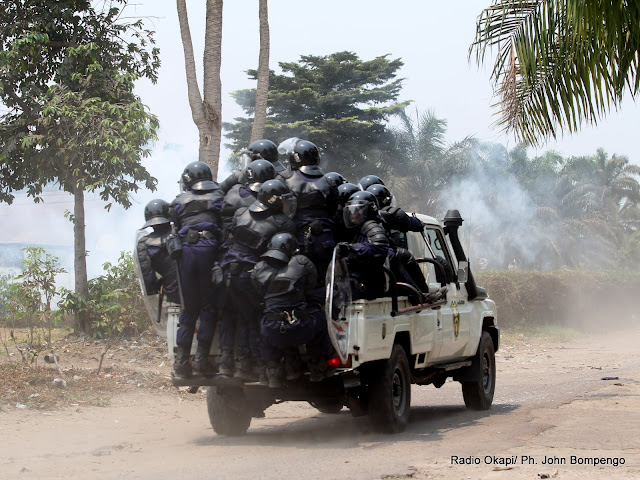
[240,152,253,169]
[281,193,297,219]
[277,137,299,156]
[343,202,369,228]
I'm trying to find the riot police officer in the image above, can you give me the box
[338,190,390,300]
[252,232,331,387]
[218,139,285,194]
[323,171,347,189]
[334,182,360,243]
[277,138,338,284]
[220,159,276,237]
[357,174,385,192]
[366,184,423,233]
[169,161,223,377]
[136,199,180,304]
[218,179,297,381]
[366,184,429,294]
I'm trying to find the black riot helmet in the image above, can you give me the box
[143,199,171,228]
[324,171,347,188]
[262,232,298,262]
[366,184,394,208]
[337,183,360,206]
[247,139,279,163]
[279,137,321,174]
[246,159,276,192]
[250,179,298,218]
[343,190,379,228]
[358,174,385,191]
[181,161,217,191]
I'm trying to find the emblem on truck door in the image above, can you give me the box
[451,301,460,340]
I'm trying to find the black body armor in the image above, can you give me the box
[221,184,256,232]
[231,207,296,256]
[253,254,317,309]
[170,189,223,228]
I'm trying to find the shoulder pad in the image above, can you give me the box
[361,220,389,246]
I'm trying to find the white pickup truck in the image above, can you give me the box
[163,209,499,435]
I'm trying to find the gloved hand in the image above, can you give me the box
[336,242,350,257]
[211,263,223,285]
[166,234,182,260]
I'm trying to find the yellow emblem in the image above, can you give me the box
[451,301,460,340]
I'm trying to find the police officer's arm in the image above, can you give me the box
[136,238,160,295]
[300,257,325,306]
[218,170,246,194]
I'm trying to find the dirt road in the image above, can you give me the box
[2,328,639,480]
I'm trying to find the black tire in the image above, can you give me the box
[206,386,252,436]
[308,400,344,414]
[462,331,496,410]
[368,344,412,433]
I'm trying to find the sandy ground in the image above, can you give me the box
[1,326,639,480]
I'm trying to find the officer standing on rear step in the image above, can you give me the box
[136,199,180,304]
[218,179,297,382]
[168,161,223,378]
[252,232,332,388]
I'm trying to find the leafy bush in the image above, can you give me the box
[59,251,148,339]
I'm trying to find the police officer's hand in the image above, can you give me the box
[336,242,350,257]
[211,263,223,285]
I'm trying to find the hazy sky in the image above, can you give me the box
[2,0,639,277]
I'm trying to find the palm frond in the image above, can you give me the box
[471,0,640,145]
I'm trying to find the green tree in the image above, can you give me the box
[0,0,160,333]
[471,0,640,145]
[224,51,409,180]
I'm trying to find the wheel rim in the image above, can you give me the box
[481,350,493,395]
[392,367,407,416]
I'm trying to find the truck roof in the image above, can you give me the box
[410,212,441,227]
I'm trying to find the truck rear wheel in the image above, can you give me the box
[368,344,411,433]
[462,331,496,410]
[207,386,252,436]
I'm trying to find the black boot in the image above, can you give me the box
[309,357,334,382]
[234,354,257,382]
[266,361,284,388]
[173,345,192,377]
[218,348,234,376]
[284,349,303,381]
[192,342,216,376]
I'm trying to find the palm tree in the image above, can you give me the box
[390,109,473,215]
[177,0,223,178]
[250,0,270,142]
[471,1,640,146]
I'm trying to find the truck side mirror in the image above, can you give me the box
[457,261,469,283]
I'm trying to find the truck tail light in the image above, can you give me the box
[327,355,352,368]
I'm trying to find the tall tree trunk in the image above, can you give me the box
[250,0,270,143]
[73,186,89,334]
[176,0,223,180]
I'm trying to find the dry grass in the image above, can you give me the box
[0,329,173,411]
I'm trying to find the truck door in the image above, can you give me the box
[420,227,471,361]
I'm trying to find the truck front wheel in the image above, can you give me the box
[368,344,411,433]
[207,386,252,436]
[461,331,496,410]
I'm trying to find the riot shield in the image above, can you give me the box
[133,229,166,338]
[325,246,352,364]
